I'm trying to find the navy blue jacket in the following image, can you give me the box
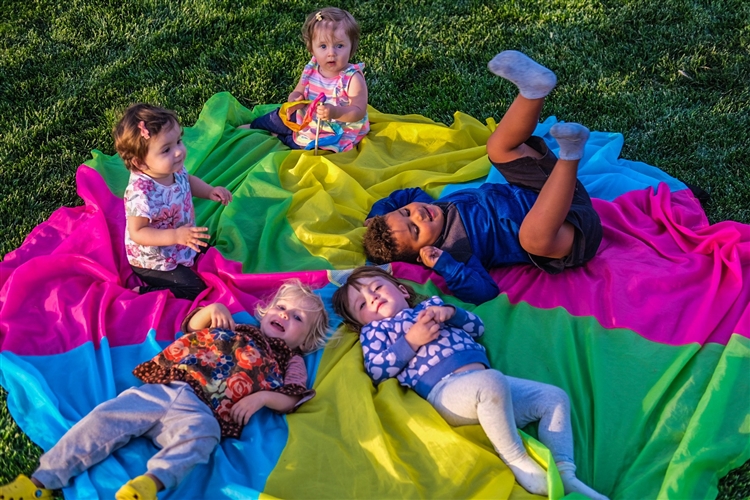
[367,185,539,304]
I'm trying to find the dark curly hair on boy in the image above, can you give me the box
[362,215,419,264]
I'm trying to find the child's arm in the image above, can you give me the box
[421,248,500,305]
[365,188,435,222]
[127,215,209,252]
[316,72,368,123]
[189,175,232,205]
[229,392,302,426]
[185,303,236,332]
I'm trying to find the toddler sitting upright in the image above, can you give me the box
[240,7,369,153]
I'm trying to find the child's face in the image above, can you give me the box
[134,121,186,182]
[260,296,319,350]
[384,202,444,257]
[345,276,411,326]
[311,23,352,78]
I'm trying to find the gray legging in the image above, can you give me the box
[426,368,574,465]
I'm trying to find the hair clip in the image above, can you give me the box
[137,121,150,140]
[315,11,323,21]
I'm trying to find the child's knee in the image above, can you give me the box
[481,369,512,401]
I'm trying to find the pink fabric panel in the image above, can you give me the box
[393,185,750,346]
[0,166,328,356]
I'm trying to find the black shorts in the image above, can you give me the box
[490,136,603,274]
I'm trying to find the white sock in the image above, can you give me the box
[550,122,590,160]
[488,50,557,99]
[557,461,610,500]
[506,453,548,496]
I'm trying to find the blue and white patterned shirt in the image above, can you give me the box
[360,296,489,398]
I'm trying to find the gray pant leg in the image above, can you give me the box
[144,383,221,489]
[427,369,528,463]
[33,384,177,489]
[506,375,575,464]
[33,382,220,491]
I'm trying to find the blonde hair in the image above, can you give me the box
[113,103,180,172]
[255,279,330,353]
[301,7,360,59]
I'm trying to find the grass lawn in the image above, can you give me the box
[1,0,748,497]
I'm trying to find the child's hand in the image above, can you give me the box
[285,93,306,120]
[418,246,443,268]
[405,309,441,350]
[230,393,266,426]
[209,186,232,205]
[204,303,235,330]
[175,225,210,252]
[423,305,455,323]
[316,103,338,121]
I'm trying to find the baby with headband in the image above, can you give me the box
[240,7,370,153]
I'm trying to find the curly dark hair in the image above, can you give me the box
[332,266,420,332]
[362,215,419,264]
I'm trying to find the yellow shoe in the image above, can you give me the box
[0,474,53,500]
[114,475,157,500]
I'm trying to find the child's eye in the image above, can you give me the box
[320,44,327,49]
[403,209,410,216]
[336,44,344,49]
[375,285,381,291]
[294,314,302,321]
[358,302,364,310]
[277,304,286,311]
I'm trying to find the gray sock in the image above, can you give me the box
[550,122,590,160]
[488,50,557,99]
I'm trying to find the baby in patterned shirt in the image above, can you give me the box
[332,266,608,500]
[1,280,328,500]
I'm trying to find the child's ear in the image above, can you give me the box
[398,284,410,299]
[131,157,147,172]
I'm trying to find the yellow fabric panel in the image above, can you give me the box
[264,328,563,499]
[279,107,496,268]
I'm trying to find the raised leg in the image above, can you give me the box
[486,50,557,164]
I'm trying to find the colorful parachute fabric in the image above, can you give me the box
[1,92,748,499]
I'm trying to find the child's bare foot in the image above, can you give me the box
[488,50,557,99]
[550,122,590,160]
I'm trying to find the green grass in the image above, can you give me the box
[1,0,748,497]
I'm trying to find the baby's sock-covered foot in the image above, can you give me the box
[506,453,548,496]
[557,461,610,500]
[115,475,158,500]
[0,474,53,499]
[550,122,590,160]
[488,50,557,99]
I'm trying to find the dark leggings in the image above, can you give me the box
[131,264,207,300]
[250,110,303,149]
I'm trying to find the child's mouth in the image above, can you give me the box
[271,320,285,332]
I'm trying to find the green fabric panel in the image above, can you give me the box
[473,295,750,499]
[84,93,330,273]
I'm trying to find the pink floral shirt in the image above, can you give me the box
[124,167,197,271]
